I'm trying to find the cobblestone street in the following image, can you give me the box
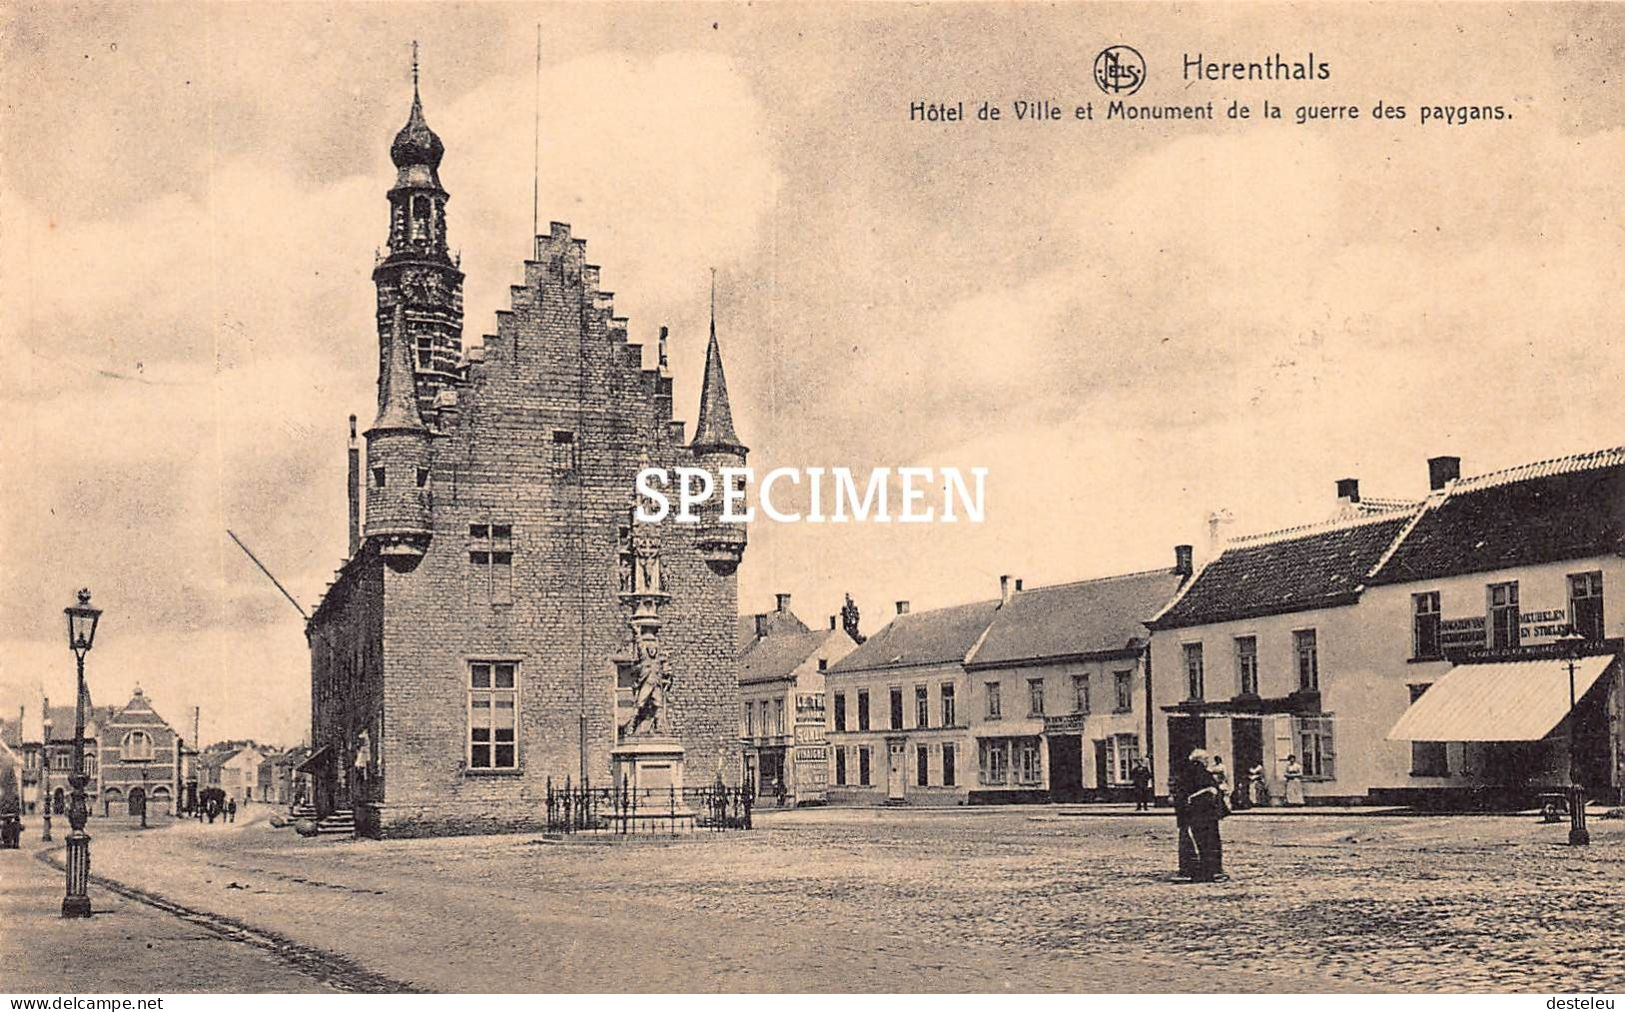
[5,806,1618,993]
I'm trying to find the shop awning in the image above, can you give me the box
[1387,654,1614,742]
[292,744,335,773]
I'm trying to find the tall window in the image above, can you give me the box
[744,703,755,737]
[1489,581,1520,649]
[889,687,904,731]
[121,731,153,761]
[916,745,930,787]
[550,430,578,474]
[915,685,929,728]
[1296,716,1335,780]
[1235,636,1258,695]
[940,684,956,726]
[1294,629,1319,691]
[1412,592,1442,660]
[979,739,1009,785]
[857,691,870,731]
[1108,733,1141,784]
[858,747,872,786]
[985,682,1002,719]
[469,524,514,606]
[833,693,847,732]
[773,698,785,736]
[1015,739,1042,785]
[416,334,434,370]
[1073,673,1091,714]
[1027,678,1045,716]
[469,661,518,770]
[1408,685,1448,776]
[1183,643,1205,700]
[1113,671,1134,712]
[834,747,847,786]
[1570,572,1605,641]
[942,743,957,787]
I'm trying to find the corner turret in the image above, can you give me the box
[363,302,433,561]
[689,276,748,575]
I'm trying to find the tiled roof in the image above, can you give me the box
[830,599,1000,673]
[1151,513,1414,630]
[967,569,1186,668]
[736,609,812,652]
[740,629,833,685]
[1371,448,1625,585]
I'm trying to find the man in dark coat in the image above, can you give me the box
[1171,751,1202,880]
[1181,749,1227,882]
[1130,758,1154,811]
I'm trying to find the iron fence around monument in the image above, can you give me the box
[544,777,753,835]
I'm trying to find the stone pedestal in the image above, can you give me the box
[613,736,686,797]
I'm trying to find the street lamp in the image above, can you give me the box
[61,588,101,918]
[1557,631,1591,847]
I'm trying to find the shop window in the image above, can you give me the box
[1295,629,1319,691]
[1108,733,1141,785]
[979,739,1009,785]
[1408,685,1448,776]
[1570,572,1604,642]
[1235,636,1258,695]
[1412,592,1442,659]
[1295,716,1336,781]
[1015,739,1042,785]
[1489,581,1520,649]
[1183,643,1205,700]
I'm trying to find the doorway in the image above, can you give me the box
[1166,715,1208,784]
[128,787,146,817]
[1232,718,1263,781]
[1093,740,1111,799]
[886,740,907,801]
[1048,736,1084,801]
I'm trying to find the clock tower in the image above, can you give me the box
[373,45,464,422]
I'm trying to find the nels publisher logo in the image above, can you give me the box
[1094,45,1146,96]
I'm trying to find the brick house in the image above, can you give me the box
[305,70,747,838]
[97,688,183,817]
[739,602,858,806]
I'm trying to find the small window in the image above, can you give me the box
[121,731,154,761]
[416,335,434,370]
[1183,643,1205,700]
[551,430,578,474]
[416,468,429,488]
[1412,593,1442,660]
[1294,630,1319,691]
[1113,670,1133,712]
[1489,582,1520,649]
[373,467,386,488]
[818,658,828,672]
[1570,572,1605,642]
[469,522,515,606]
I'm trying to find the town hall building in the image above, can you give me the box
[305,64,748,837]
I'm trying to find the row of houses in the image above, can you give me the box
[755,448,1625,809]
[0,689,310,817]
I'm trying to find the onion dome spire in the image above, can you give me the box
[390,41,445,174]
[691,271,745,453]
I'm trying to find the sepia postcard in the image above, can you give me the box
[2,1,1623,1001]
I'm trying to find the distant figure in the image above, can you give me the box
[1208,755,1230,810]
[227,798,237,823]
[1130,758,1154,811]
[1248,764,1269,807]
[1180,749,1227,882]
[1283,755,1306,806]
[776,777,787,808]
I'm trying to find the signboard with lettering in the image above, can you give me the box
[1043,714,1087,734]
[1440,608,1571,649]
[1440,616,1486,649]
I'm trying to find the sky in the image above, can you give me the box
[3,3,1622,745]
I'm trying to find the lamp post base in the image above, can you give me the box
[1568,783,1590,847]
[60,831,92,918]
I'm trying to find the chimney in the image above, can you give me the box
[1336,477,1360,504]
[1428,456,1461,491]
[829,615,838,630]
[999,575,1019,605]
[1015,579,1024,592]
[775,593,792,614]
[895,600,910,615]
[347,415,361,558]
[1174,544,1194,577]
[754,614,768,639]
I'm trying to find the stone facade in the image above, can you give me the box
[307,72,745,838]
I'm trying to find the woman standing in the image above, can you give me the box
[1284,754,1306,806]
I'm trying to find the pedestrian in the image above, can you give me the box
[776,776,787,808]
[1130,758,1153,811]
[1284,754,1306,806]
[227,797,237,823]
[1248,763,1269,808]
[1208,755,1231,815]
[1181,749,1227,882]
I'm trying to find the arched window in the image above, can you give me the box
[121,730,154,761]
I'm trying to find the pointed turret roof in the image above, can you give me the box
[691,281,745,453]
[370,302,426,433]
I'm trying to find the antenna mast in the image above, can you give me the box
[532,23,542,244]
[226,530,309,621]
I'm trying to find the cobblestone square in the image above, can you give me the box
[8,806,1620,993]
